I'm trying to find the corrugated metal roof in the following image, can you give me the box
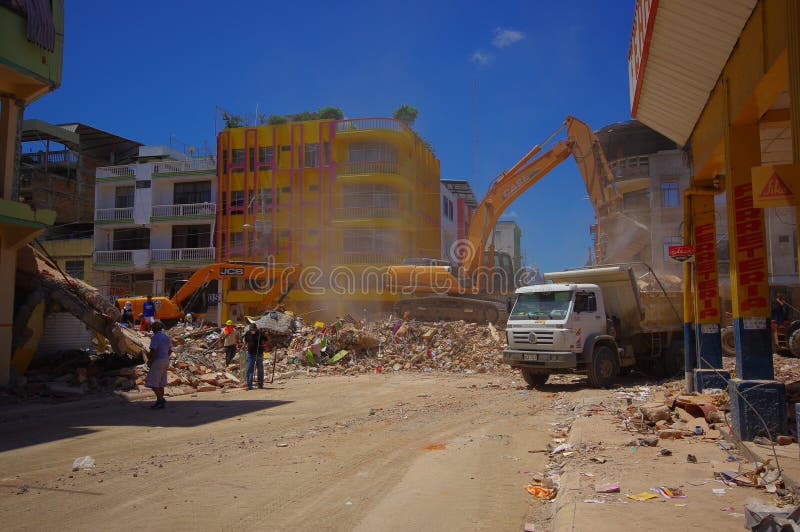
[634,0,757,145]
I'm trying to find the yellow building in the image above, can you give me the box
[216,117,440,319]
[38,234,93,282]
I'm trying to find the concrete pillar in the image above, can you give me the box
[725,123,786,441]
[0,240,17,386]
[691,192,729,391]
[0,97,23,201]
[682,195,696,392]
[789,0,800,292]
[152,267,166,296]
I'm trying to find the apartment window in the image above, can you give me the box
[231,149,245,165]
[115,186,134,208]
[174,181,211,204]
[323,141,331,166]
[663,236,683,260]
[172,225,211,249]
[222,150,228,173]
[442,197,453,221]
[65,260,85,280]
[661,181,680,208]
[304,143,320,168]
[343,184,399,208]
[113,228,150,250]
[229,232,244,250]
[258,146,274,166]
[779,234,790,244]
[230,190,244,209]
[348,142,397,163]
[343,228,397,253]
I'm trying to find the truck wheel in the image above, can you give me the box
[521,368,548,388]
[790,328,800,358]
[721,328,736,357]
[588,345,618,388]
[662,340,683,378]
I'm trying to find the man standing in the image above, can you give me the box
[771,292,791,348]
[222,320,239,365]
[243,323,264,390]
[145,321,172,409]
[142,295,157,330]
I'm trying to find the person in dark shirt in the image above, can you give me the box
[772,293,790,325]
[120,301,134,327]
[142,295,156,330]
[243,323,265,390]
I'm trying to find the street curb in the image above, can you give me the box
[550,414,590,532]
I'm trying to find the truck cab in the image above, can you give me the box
[503,282,621,388]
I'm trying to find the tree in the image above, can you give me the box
[317,106,344,120]
[393,104,418,126]
[266,114,288,125]
[222,112,245,129]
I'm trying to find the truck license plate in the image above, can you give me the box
[523,354,539,361]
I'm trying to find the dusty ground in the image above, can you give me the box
[0,373,568,531]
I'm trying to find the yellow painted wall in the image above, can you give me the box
[38,237,93,281]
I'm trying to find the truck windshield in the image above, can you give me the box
[510,291,573,320]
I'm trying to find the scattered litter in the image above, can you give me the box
[686,454,697,464]
[651,486,686,499]
[72,456,95,471]
[276,442,289,448]
[590,457,607,464]
[550,443,573,455]
[583,499,605,504]
[712,488,726,496]
[595,482,620,493]
[659,448,672,457]
[524,485,556,499]
[627,492,659,501]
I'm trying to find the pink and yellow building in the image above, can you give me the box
[216,117,440,319]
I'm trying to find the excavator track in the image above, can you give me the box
[393,297,507,323]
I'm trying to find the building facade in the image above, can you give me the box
[440,179,477,265]
[93,146,217,299]
[486,220,523,273]
[440,182,457,263]
[216,117,440,319]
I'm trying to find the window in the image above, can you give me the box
[113,228,150,250]
[442,197,454,221]
[574,292,597,313]
[304,143,320,168]
[661,181,679,208]
[258,146,274,166]
[663,236,683,260]
[229,232,244,250]
[779,234,790,244]
[343,184,399,208]
[174,181,211,204]
[172,225,211,249]
[230,190,244,209]
[348,142,397,163]
[342,228,398,253]
[231,149,245,165]
[323,141,331,166]
[65,260,85,280]
[115,186,134,208]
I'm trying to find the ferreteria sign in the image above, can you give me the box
[692,195,720,322]
[751,164,800,208]
[732,182,769,314]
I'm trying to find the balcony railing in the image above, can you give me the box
[152,202,216,219]
[333,206,400,219]
[94,250,132,265]
[151,247,216,263]
[336,118,405,133]
[333,252,404,265]
[96,165,136,180]
[337,161,402,176]
[95,207,133,222]
[152,156,216,176]
[21,150,79,166]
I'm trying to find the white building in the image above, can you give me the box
[92,146,217,298]
[440,182,458,263]
[485,220,523,272]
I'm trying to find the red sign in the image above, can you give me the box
[628,0,658,116]
[668,245,694,259]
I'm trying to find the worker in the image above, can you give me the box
[243,323,265,390]
[137,313,148,332]
[145,321,172,409]
[184,313,194,326]
[222,319,239,365]
[771,292,791,347]
[120,301,134,327]
[142,295,156,330]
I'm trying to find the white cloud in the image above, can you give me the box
[492,28,525,48]
[504,211,519,218]
[470,50,493,66]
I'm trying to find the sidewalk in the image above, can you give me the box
[548,394,798,532]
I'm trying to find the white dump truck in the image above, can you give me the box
[502,265,684,388]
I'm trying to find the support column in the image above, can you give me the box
[789,0,800,295]
[691,192,728,391]
[0,96,23,200]
[726,123,786,441]
[682,194,696,392]
[0,240,17,386]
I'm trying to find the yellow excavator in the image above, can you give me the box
[387,116,650,322]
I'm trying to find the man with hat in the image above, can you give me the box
[222,319,239,365]
[243,322,265,390]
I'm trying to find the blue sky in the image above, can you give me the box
[29,0,636,273]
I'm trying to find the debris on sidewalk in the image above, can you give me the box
[525,484,556,499]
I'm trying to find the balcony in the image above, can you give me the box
[336,118,405,133]
[151,247,216,264]
[337,161,403,177]
[96,165,136,182]
[93,249,150,268]
[151,202,216,220]
[333,252,404,265]
[152,156,216,178]
[95,207,134,224]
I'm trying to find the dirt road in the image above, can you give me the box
[0,373,569,531]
